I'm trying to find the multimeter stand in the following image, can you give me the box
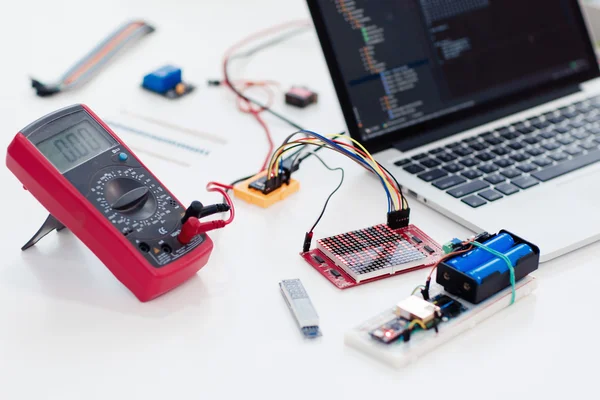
[22,214,66,250]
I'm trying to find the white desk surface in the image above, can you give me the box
[1,1,599,398]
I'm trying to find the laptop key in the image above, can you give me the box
[484,136,503,145]
[453,147,474,157]
[394,159,411,166]
[579,141,598,150]
[507,141,525,150]
[570,120,586,129]
[429,147,445,154]
[549,152,568,161]
[512,175,540,190]
[542,141,560,151]
[500,130,519,140]
[560,109,579,118]
[494,158,514,168]
[532,121,551,130]
[526,147,545,156]
[447,142,462,148]
[564,146,583,157]
[461,195,487,208]
[462,169,482,180]
[547,116,565,124]
[421,158,441,168]
[491,146,510,156]
[447,180,489,198]
[478,189,503,202]
[516,126,535,134]
[516,163,538,173]
[432,175,466,190]
[510,152,529,162]
[469,142,487,151]
[586,114,600,124]
[533,157,553,167]
[484,174,506,185]
[501,168,521,179]
[539,129,557,139]
[532,150,600,182]
[417,168,448,182]
[437,153,457,163]
[475,152,495,162]
[443,163,463,173]
[554,126,570,134]
[478,164,499,174]
[412,153,428,160]
[589,127,600,136]
[496,183,519,195]
[522,136,540,145]
[460,158,478,167]
[572,130,591,140]
[404,164,425,174]
[556,136,575,145]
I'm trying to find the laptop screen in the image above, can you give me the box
[308,0,598,150]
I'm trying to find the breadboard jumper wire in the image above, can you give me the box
[31,20,155,97]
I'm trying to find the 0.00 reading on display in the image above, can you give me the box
[36,120,116,173]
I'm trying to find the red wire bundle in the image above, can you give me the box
[221,20,311,171]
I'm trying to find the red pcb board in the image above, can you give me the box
[301,224,442,289]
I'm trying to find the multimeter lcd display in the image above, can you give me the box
[36,120,116,173]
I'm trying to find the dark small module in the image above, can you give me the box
[248,176,267,192]
[429,294,465,319]
[412,236,423,244]
[142,65,195,99]
[285,86,318,108]
[313,254,325,264]
[424,245,435,254]
[329,269,342,278]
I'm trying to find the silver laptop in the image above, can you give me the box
[307,0,600,262]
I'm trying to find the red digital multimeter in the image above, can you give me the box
[6,104,213,301]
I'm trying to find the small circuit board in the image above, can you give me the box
[233,172,300,208]
[279,279,321,338]
[345,276,537,369]
[142,65,195,99]
[301,225,442,289]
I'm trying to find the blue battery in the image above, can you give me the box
[446,233,515,272]
[467,243,533,284]
[142,65,182,93]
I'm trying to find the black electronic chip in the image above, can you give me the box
[329,269,342,278]
[248,176,267,191]
[313,255,325,264]
[412,236,423,244]
[424,245,435,254]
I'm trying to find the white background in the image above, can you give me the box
[0,0,598,398]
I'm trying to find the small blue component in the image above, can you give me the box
[467,244,533,284]
[118,152,128,162]
[142,65,182,93]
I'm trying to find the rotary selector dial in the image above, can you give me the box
[89,167,179,239]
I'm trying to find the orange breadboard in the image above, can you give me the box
[233,174,300,208]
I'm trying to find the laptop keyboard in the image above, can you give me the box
[394,95,600,208]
